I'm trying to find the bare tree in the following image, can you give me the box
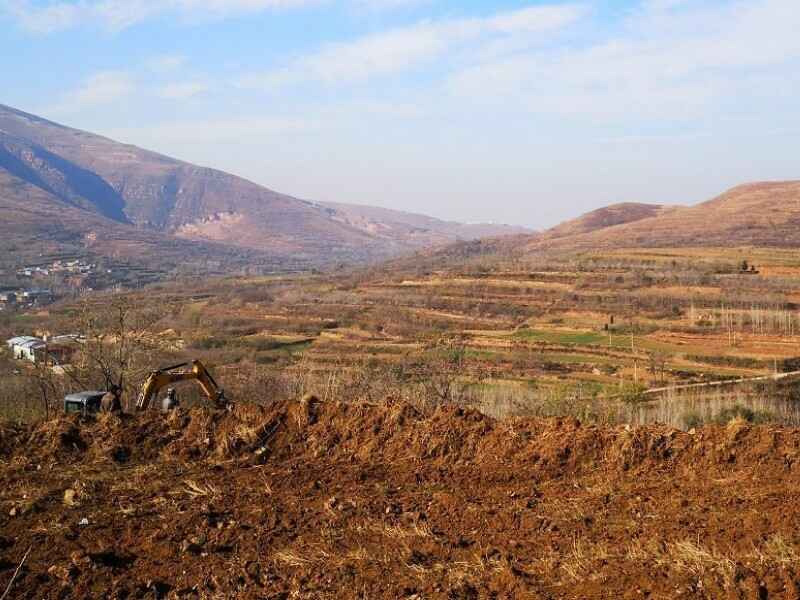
[71,296,172,411]
[417,337,488,406]
[647,352,668,385]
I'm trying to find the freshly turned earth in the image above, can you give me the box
[2,399,800,599]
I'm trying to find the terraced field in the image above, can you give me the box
[5,247,800,429]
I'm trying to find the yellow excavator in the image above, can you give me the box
[63,360,228,415]
[135,360,228,411]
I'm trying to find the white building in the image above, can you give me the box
[6,336,46,362]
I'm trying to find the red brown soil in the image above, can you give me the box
[2,400,800,599]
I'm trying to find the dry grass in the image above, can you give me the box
[182,479,219,499]
[357,519,433,540]
[664,540,736,583]
[545,535,800,589]
[752,535,800,567]
[273,550,313,568]
[560,538,610,582]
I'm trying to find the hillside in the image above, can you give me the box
[0,167,291,278]
[531,181,800,251]
[540,202,674,240]
[0,104,525,270]
[320,201,532,249]
[0,104,380,265]
[394,181,800,271]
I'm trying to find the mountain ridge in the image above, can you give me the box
[528,180,800,252]
[0,103,528,271]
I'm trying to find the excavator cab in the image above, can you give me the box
[64,391,105,416]
[135,360,228,411]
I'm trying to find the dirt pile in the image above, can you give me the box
[2,400,800,598]
[10,400,800,476]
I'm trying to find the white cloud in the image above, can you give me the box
[48,70,135,115]
[3,0,430,32]
[4,0,320,32]
[156,81,210,99]
[484,4,587,34]
[237,3,586,88]
[351,0,431,9]
[147,54,188,73]
[445,0,800,122]
[106,114,316,145]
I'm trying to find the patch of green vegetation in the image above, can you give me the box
[276,340,313,355]
[513,328,608,346]
[190,336,313,354]
[714,406,775,425]
[465,348,497,360]
[536,352,616,365]
[685,354,764,369]
[627,337,683,353]
[619,383,649,404]
[191,336,228,350]
[243,337,292,352]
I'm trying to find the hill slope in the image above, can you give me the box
[0,104,526,268]
[320,201,532,250]
[0,104,379,263]
[540,202,675,240]
[400,181,800,270]
[531,181,800,251]
[0,167,289,276]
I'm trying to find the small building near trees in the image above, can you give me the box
[6,336,46,362]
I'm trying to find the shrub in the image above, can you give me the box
[713,406,774,425]
[244,338,285,352]
[190,337,227,350]
[682,411,703,430]
[620,383,648,404]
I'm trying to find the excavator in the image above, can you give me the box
[135,360,228,411]
[63,360,228,415]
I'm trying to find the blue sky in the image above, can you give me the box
[1,0,798,228]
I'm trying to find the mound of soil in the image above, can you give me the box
[2,400,800,598]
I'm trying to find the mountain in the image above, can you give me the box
[539,202,674,241]
[530,181,800,251]
[0,104,527,272]
[401,181,800,271]
[320,201,531,250]
[0,166,288,278]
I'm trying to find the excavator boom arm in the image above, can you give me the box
[135,360,225,411]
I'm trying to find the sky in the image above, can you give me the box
[1,0,799,229]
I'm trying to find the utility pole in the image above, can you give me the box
[631,327,637,385]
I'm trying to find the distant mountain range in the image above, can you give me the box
[3,103,797,278]
[0,104,530,272]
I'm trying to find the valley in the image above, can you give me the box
[0,104,530,279]
[5,244,800,428]
[4,180,800,598]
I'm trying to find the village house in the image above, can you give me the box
[6,336,46,362]
[21,288,53,305]
[6,334,82,365]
